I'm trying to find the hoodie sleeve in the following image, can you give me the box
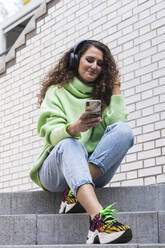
[102,95,128,127]
[37,86,81,146]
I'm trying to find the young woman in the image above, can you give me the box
[30,40,134,244]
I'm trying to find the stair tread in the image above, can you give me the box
[0,210,164,215]
[0,244,165,247]
[0,211,164,245]
[0,184,165,215]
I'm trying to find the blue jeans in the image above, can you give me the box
[39,122,134,196]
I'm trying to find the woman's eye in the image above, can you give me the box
[86,58,93,63]
[86,58,103,67]
[97,61,103,67]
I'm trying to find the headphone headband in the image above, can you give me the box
[73,40,87,54]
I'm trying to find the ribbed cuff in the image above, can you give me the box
[50,124,81,146]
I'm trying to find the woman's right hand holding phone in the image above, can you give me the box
[67,111,102,137]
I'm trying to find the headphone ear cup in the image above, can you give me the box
[69,53,79,70]
[74,54,79,70]
[69,52,75,69]
[69,40,86,70]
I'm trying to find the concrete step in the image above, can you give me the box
[0,245,165,248]
[0,212,164,245]
[0,185,165,215]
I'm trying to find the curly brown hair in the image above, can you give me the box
[38,40,120,112]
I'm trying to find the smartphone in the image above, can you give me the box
[85,100,101,118]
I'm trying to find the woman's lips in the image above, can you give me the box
[88,71,96,75]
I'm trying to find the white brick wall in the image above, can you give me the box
[0,0,164,191]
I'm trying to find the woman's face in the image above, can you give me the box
[78,46,103,83]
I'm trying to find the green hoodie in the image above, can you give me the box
[30,77,128,189]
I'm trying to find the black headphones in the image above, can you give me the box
[69,39,110,70]
[69,40,87,70]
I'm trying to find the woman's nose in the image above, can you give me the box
[91,62,97,69]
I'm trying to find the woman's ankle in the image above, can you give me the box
[90,207,103,220]
[77,184,103,219]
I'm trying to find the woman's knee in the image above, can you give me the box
[56,137,82,150]
[55,138,88,157]
[107,122,134,147]
[118,122,134,147]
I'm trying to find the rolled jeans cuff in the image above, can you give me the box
[88,158,105,174]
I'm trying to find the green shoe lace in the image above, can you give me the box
[66,189,77,204]
[68,189,74,196]
[99,203,118,224]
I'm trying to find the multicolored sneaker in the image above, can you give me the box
[86,203,132,244]
[59,187,85,214]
